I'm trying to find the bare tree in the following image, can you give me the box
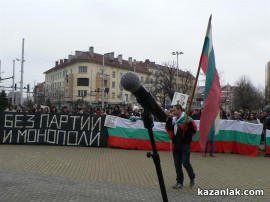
[146,62,195,107]
[178,70,195,95]
[233,75,264,111]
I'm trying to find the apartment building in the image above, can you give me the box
[43,46,167,108]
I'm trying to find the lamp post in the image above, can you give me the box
[0,60,2,83]
[0,71,4,90]
[172,51,184,92]
[102,52,113,109]
[12,60,16,105]
[19,38,25,106]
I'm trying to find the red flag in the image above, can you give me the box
[199,15,221,149]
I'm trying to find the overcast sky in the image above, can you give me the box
[0,0,269,92]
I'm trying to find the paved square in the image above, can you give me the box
[0,145,269,201]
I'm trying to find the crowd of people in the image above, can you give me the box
[189,107,270,146]
[5,104,270,144]
[190,107,270,141]
[5,104,270,129]
[4,104,144,120]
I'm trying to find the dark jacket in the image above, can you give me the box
[166,117,197,148]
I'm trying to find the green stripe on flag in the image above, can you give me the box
[266,130,270,146]
[108,127,170,142]
[192,130,261,146]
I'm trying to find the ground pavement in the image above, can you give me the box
[0,145,269,202]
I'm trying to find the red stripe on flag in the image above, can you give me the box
[200,52,209,73]
[199,71,221,149]
[191,140,259,156]
[266,146,270,155]
[108,136,171,151]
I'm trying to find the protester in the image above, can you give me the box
[24,106,31,113]
[106,108,113,115]
[101,108,106,115]
[95,107,102,116]
[5,104,16,112]
[118,108,129,119]
[245,113,260,124]
[231,111,243,121]
[61,106,69,114]
[165,104,197,189]
[32,107,37,113]
[260,110,269,142]
[191,109,201,120]
[202,127,216,157]
[112,105,121,116]
[43,107,50,113]
[220,107,227,119]
[50,106,58,113]
[16,106,23,113]
[132,108,141,117]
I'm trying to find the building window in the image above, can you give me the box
[118,93,122,99]
[79,66,87,73]
[78,90,87,97]
[77,78,89,86]
[112,92,115,99]
[124,94,128,103]
[120,72,123,78]
[112,81,116,88]
[104,80,108,87]
[112,71,116,78]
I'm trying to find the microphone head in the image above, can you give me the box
[120,72,141,93]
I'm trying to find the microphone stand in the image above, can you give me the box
[142,108,168,202]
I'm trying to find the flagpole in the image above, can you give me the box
[185,15,212,118]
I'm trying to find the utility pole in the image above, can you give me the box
[102,55,105,109]
[0,60,1,83]
[20,38,25,106]
[102,52,113,109]
[12,60,15,105]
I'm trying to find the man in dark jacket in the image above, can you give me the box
[166,104,197,189]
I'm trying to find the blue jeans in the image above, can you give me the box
[204,140,215,155]
[173,144,195,184]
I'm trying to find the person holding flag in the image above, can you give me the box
[166,104,197,189]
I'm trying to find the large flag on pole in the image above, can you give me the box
[199,15,222,149]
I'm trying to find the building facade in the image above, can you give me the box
[42,46,194,109]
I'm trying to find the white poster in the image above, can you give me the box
[171,92,189,109]
[104,115,118,128]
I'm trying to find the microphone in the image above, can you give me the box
[120,72,167,122]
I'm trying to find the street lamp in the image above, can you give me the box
[172,51,184,92]
[102,52,113,109]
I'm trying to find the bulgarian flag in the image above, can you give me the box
[266,129,270,155]
[199,15,222,149]
[107,117,171,151]
[174,112,194,132]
